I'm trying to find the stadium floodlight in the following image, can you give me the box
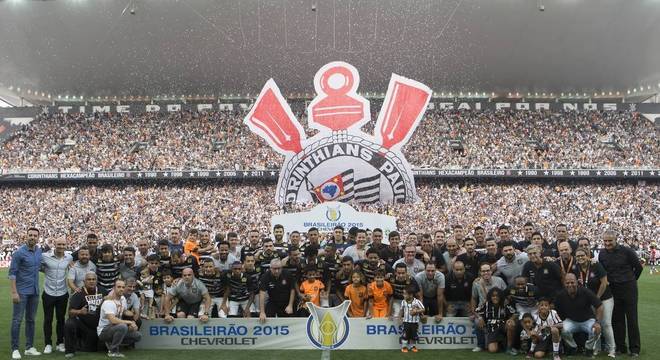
[616,92,620,96]
[508,93,512,97]
[561,93,564,97]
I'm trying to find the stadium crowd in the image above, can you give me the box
[1,182,657,251]
[1,110,657,172]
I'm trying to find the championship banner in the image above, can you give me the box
[1,168,658,183]
[36,100,660,116]
[244,61,432,205]
[138,317,475,350]
[271,201,397,236]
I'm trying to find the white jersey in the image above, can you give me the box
[533,309,562,337]
[401,298,424,323]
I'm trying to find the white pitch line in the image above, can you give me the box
[321,350,331,360]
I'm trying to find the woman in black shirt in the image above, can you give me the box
[574,249,615,357]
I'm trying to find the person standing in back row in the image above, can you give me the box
[598,230,643,357]
[40,238,72,354]
[9,228,43,360]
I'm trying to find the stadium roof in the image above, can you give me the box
[0,0,659,98]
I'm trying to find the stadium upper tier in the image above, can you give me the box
[1,110,657,171]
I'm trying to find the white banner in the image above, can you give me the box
[138,317,475,350]
[272,201,397,236]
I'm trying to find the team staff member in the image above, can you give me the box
[573,248,615,358]
[64,272,103,357]
[162,268,212,321]
[41,238,73,354]
[521,245,563,299]
[414,263,445,321]
[97,280,142,357]
[9,227,43,360]
[599,231,643,357]
[72,233,100,264]
[444,261,474,317]
[67,247,96,292]
[259,259,296,323]
[554,274,603,357]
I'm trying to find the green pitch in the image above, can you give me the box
[1,270,658,359]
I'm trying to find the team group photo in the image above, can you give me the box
[0,1,658,360]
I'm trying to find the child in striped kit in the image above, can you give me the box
[398,286,426,353]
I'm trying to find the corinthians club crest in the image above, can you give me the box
[244,61,432,205]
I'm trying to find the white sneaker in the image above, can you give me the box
[42,345,52,354]
[472,346,483,352]
[24,348,42,356]
[608,351,616,358]
[56,344,66,353]
[12,350,22,360]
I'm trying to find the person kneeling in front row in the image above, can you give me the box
[97,280,142,358]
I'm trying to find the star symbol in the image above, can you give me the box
[517,171,523,175]
[243,171,250,176]
[137,173,143,178]
[163,172,169,177]
[544,171,549,176]
[623,171,628,176]
[650,171,656,176]
[216,171,222,176]
[269,171,276,176]
[570,171,575,176]
[189,172,195,177]
[596,171,601,176]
